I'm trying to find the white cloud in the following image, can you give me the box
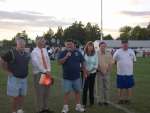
[0,10,71,28]
[0,0,150,40]
[121,11,150,16]
[0,10,72,40]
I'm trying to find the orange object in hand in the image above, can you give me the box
[39,73,54,86]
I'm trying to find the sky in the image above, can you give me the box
[0,0,150,40]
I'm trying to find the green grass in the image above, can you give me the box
[0,58,150,113]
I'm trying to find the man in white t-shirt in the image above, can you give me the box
[113,40,136,104]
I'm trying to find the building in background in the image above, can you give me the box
[94,40,150,57]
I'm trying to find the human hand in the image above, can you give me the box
[65,52,72,58]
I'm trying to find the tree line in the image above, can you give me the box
[0,21,150,48]
[118,23,150,40]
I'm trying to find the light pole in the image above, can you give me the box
[100,0,103,40]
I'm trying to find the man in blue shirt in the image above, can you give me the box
[58,39,87,113]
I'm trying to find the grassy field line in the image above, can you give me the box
[108,101,138,113]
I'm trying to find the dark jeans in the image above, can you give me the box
[80,70,84,88]
[82,73,96,106]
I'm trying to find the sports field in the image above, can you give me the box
[0,57,150,113]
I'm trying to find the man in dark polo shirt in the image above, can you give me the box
[1,38,30,113]
[58,39,87,113]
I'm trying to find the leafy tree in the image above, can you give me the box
[55,27,64,45]
[118,26,132,40]
[103,34,113,40]
[147,23,150,40]
[2,40,12,48]
[130,26,148,40]
[55,27,64,39]
[118,25,150,40]
[147,22,150,29]
[43,28,54,39]
[63,21,86,44]
[85,23,101,42]
[43,28,54,45]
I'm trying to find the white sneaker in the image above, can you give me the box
[17,109,24,113]
[75,104,85,112]
[62,105,69,113]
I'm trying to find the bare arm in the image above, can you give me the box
[81,62,88,79]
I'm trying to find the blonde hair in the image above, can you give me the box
[36,36,45,44]
[84,41,95,56]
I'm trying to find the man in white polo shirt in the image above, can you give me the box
[113,40,136,104]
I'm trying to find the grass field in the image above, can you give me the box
[0,57,150,113]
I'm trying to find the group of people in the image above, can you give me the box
[1,37,52,113]
[46,46,61,60]
[0,37,136,113]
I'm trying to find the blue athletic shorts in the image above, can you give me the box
[7,75,27,97]
[63,78,81,93]
[117,75,135,89]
